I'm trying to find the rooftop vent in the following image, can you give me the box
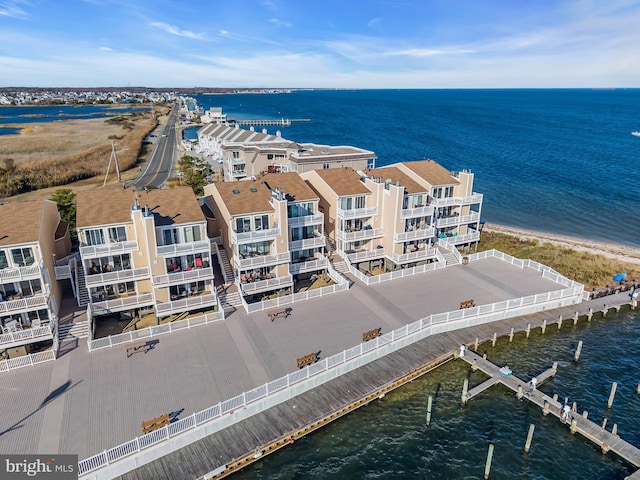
[250,188,257,193]
[232,189,240,194]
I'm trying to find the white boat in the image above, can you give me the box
[499,366,512,376]
[632,131,640,137]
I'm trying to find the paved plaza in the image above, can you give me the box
[0,257,563,460]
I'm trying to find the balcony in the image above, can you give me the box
[85,267,151,287]
[392,247,438,264]
[229,169,246,178]
[54,253,80,280]
[394,226,435,242]
[153,266,214,286]
[240,275,293,295]
[288,214,324,228]
[236,252,289,269]
[337,227,384,242]
[228,156,245,165]
[91,293,154,314]
[156,292,218,315]
[346,249,386,263]
[435,212,480,228]
[0,293,48,315]
[337,206,377,219]
[401,205,434,218]
[429,193,483,207]
[289,234,326,251]
[0,259,43,283]
[290,257,328,274]
[448,231,481,245]
[80,241,139,259]
[231,227,281,245]
[156,240,211,257]
[0,325,53,349]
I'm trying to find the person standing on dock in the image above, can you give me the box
[529,377,538,395]
[459,344,466,357]
[561,403,571,423]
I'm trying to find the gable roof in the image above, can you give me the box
[313,168,370,196]
[364,166,427,194]
[402,160,459,186]
[0,200,43,246]
[261,172,318,202]
[211,180,274,216]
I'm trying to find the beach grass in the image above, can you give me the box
[478,231,640,289]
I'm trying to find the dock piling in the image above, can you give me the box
[607,382,618,409]
[484,444,494,479]
[612,423,618,436]
[426,395,433,426]
[517,385,523,399]
[552,394,558,402]
[543,401,550,416]
[587,307,593,321]
[583,411,588,419]
[492,332,497,347]
[509,327,514,342]
[475,337,479,350]
[602,418,608,430]
[557,315,563,330]
[570,418,578,433]
[541,319,547,334]
[552,362,558,375]
[637,383,640,395]
[471,360,478,371]
[526,323,531,338]
[602,305,608,317]
[461,379,468,405]
[574,340,583,362]
[573,311,579,325]
[524,424,536,453]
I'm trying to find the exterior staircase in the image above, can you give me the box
[58,320,89,340]
[216,247,235,284]
[217,285,243,314]
[332,260,350,275]
[75,265,90,307]
[437,245,461,267]
[325,237,336,256]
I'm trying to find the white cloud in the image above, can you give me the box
[268,18,292,28]
[218,29,230,37]
[0,0,30,19]
[149,21,208,40]
[367,17,381,29]
[387,48,475,57]
[99,46,112,51]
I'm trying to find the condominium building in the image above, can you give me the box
[75,187,220,339]
[0,199,71,359]
[203,172,329,305]
[197,123,376,181]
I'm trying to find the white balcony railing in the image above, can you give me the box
[0,325,53,348]
[448,231,481,245]
[337,206,377,219]
[346,248,386,263]
[155,292,218,315]
[0,293,48,314]
[80,241,139,259]
[235,252,289,269]
[153,267,214,286]
[289,258,328,274]
[401,205,434,218]
[435,212,480,228]
[394,226,435,242]
[392,247,438,264]
[429,192,483,207]
[54,264,73,280]
[0,259,43,283]
[288,235,326,251]
[230,169,246,177]
[85,267,151,287]
[231,227,281,245]
[287,214,324,228]
[91,293,154,314]
[337,227,384,242]
[156,240,211,257]
[228,157,245,165]
[240,275,293,294]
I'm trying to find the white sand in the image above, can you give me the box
[484,223,640,265]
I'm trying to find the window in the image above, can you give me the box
[107,226,127,243]
[254,215,269,231]
[183,225,202,243]
[232,151,240,159]
[432,187,442,199]
[444,186,454,198]
[236,217,251,233]
[162,228,180,246]
[0,251,8,269]
[85,229,105,246]
[323,163,330,169]
[19,279,43,296]
[354,196,365,209]
[11,248,35,267]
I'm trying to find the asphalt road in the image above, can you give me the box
[128,102,180,189]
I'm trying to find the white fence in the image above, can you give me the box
[348,258,445,285]
[0,349,56,373]
[0,325,53,348]
[79,272,584,479]
[88,310,225,352]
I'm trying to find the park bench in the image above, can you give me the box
[459,299,476,309]
[126,341,153,358]
[297,352,319,369]
[362,327,382,342]
[141,413,170,434]
[268,307,292,322]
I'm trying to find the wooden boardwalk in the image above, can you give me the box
[114,292,637,480]
[460,350,640,475]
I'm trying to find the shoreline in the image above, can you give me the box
[484,222,640,265]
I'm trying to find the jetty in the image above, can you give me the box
[459,349,640,476]
[228,118,310,127]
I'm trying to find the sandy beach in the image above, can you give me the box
[484,222,640,265]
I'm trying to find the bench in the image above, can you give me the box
[296,352,318,369]
[126,341,153,358]
[362,327,382,342]
[268,307,292,322]
[141,414,170,434]
[460,299,476,309]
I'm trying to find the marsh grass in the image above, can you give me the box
[478,231,640,289]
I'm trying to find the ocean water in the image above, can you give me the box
[196,89,640,247]
[232,310,640,480]
[0,104,147,125]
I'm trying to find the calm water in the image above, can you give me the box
[0,104,147,125]
[233,310,640,480]
[196,89,640,247]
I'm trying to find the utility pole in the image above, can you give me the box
[103,140,121,186]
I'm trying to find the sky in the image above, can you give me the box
[1,0,640,88]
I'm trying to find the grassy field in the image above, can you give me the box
[478,231,640,290]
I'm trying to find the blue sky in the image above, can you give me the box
[1,0,639,88]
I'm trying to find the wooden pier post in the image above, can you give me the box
[524,424,536,453]
[426,395,433,426]
[471,360,478,372]
[492,332,497,347]
[517,385,523,399]
[607,382,618,409]
[615,305,621,313]
[541,319,547,334]
[552,362,558,376]
[572,402,577,413]
[583,411,588,419]
[602,418,608,430]
[574,340,583,362]
[526,323,531,338]
[602,305,608,317]
[509,327,514,342]
[461,379,468,405]
[484,444,494,479]
[543,401,550,416]
[570,418,578,433]
[475,337,479,350]
[552,394,558,402]
[632,297,638,309]
[557,315,563,330]
[587,307,593,321]
[637,383,640,395]
[573,311,579,325]
[612,423,618,436]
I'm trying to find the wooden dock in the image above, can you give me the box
[229,118,310,126]
[459,350,640,475]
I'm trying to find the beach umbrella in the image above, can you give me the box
[613,273,627,282]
